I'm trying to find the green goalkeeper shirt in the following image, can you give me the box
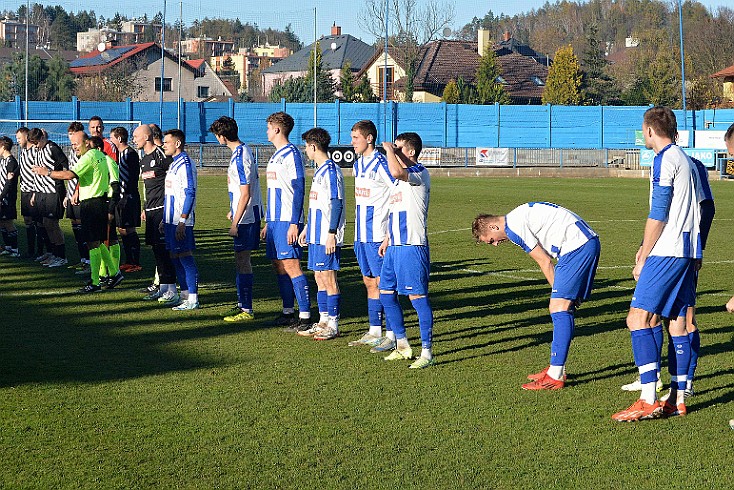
[73,148,109,201]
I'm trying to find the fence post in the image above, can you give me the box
[599,105,604,149]
[229,97,235,119]
[442,101,447,147]
[547,103,552,149]
[604,148,609,168]
[15,95,22,121]
[71,96,79,120]
[199,144,204,168]
[464,147,468,167]
[496,102,500,147]
[559,148,563,168]
[390,101,397,142]
[335,99,340,145]
[281,98,287,113]
[513,148,517,168]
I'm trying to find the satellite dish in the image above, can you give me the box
[330,42,337,50]
[98,42,106,52]
[442,27,452,38]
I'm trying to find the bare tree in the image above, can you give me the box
[359,0,454,101]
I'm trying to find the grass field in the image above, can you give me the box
[2,175,734,489]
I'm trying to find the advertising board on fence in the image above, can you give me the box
[419,148,441,166]
[476,148,511,166]
[640,148,718,167]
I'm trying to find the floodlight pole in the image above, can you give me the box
[677,0,687,129]
[313,8,317,128]
[159,0,167,128]
[177,0,182,128]
[383,0,388,143]
[24,0,29,123]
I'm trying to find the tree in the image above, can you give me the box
[580,24,619,105]
[305,41,336,102]
[358,0,454,101]
[41,55,75,101]
[340,60,357,102]
[542,44,582,105]
[75,59,143,102]
[269,77,310,102]
[456,76,477,104]
[441,79,460,103]
[0,53,48,101]
[354,75,377,102]
[476,46,510,104]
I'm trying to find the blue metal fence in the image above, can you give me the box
[2,96,733,149]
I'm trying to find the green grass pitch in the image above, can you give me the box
[1,175,733,489]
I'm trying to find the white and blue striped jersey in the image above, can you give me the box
[648,144,701,259]
[228,143,263,225]
[505,202,597,259]
[164,151,197,226]
[306,159,345,246]
[18,146,37,193]
[387,164,430,246]
[265,143,304,224]
[353,150,394,243]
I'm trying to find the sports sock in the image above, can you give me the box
[549,311,575,379]
[669,334,690,403]
[652,323,664,366]
[277,273,295,310]
[179,255,198,295]
[630,328,659,404]
[396,337,411,351]
[172,257,188,292]
[386,330,396,341]
[687,329,700,383]
[7,229,18,250]
[98,243,116,276]
[237,273,254,312]
[367,298,384,337]
[129,232,141,265]
[109,243,121,270]
[380,291,405,339]
[121,234,132,264]
[291,274,310,319]
[420,348,433,360]
[327,293,340,329]
[54,243,66,259]
[1,229,8,247]
[88,247,102,286]
[72,224,87,261]
[316,290,328,323]
[36,226,47,254]
[25,223,36,256]
[98,243,109,277]
[410,296,434,350]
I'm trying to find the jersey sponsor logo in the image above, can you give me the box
[267,171,277,180]
[141,170,156,179]
[355,187,371,197]
[310,191,318,200]
[390,192,403,204]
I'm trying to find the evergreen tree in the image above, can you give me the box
[305,41,335,102]
[354,75,377,102]
[456,76,478,104]
[269,77,310,102]
[476,46,510,104]
[542,44,582,105]
[42,55,75,101]
[580,24,619,105]
[442,79,460,103]
[340,60,356,102]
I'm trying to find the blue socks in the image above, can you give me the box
[237,273,254,311]
[380,292,405,339]
[631,328,659,385]
[367,298,384,328]
[549,311,574,366]
[179,255,198,294]
[652,324,664,367]
[410,296,434,350]
[668,334,691,391]
[173,257,188,291]
[688,329,700,381]
[317,290,328,317]
[291,274,310,317]
[277,273,294,310]
[327,293,340,319]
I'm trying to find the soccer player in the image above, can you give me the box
[724,125,734,314]
[64,122,91,274]
[378,133,434,369]
[27,128,68,268]
[261,111,311,329]
[31,131,120,293]
[110,126,142,272]
[133,124,176,302]
[209,116,263,322]
[472,203,601,388]
[611,106,701,422]
[88,116,119,162]
[15,127,40,258]
[0,136,20,257]
[348,120,395,352]
[296,127,345,340]
[161,129,199,311]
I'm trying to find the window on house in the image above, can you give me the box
[378,66,394,100]
[155,77,172,92]
[531,76,545,86]
[197,86,210,98]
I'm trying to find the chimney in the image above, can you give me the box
[477,29,490,56]
[331,22,341,36]
[503,31,511,42]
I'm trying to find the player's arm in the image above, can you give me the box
[288,157,305,244]
[51,144,69,171]
[382,142,409,181]
[528,244,555,287]
[31,165,75,181]
[230,183,250,236]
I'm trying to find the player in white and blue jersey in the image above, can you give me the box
[162,129,199,311]
[612,107,701,422]
[209,116,264,323]
[378,132,435,369]
[348,120,397,352]
[473,202,601,389]
[261,112,311,330]
[296,128,345,341]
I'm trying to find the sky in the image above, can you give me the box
[1,0,732,46]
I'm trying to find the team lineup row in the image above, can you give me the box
[1,110,734,420]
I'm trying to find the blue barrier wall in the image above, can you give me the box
[1,96,733,149]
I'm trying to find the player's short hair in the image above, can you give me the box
[27,128,45,143]
[471,214,501,242]
[396,132,422,159]
[267,112,294,137]
[209,116,239,141]
[164,129,186,146]
[643,106,677,141]
[0,135,13,152]
[725,123,734,143]
[67,121,84,133]
[301,127,331,152]
[148,124,163,142]
[89,115,103,125]
[15,126,29,135]
[110,127,128,144]
[351,120,377,143]
[89,136,104,150]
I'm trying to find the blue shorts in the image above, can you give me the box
[265,221,302,260]
[379,245,430,296]
[631,256,696,319]
[164,223,196,254]
[307,244,341,271]
[551,237,600,302]
[354,241,383,278]
[233,222,261,252]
